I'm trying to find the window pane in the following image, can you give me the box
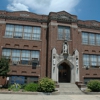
[12,50,21,62]
[89,33,95,45]
[82,32,88,44]
[90,55,97,66]
[12,50,20,57]
[96,34,100,45]
[58,26,70,40]
[83,55,89,66]
[2,49,11,58]
[58,27,63,39]
[24,26,32,33]
[65,28,70,40]
[31,51,39,59]
[15,25,23,32]
[5,25,14,38]
[6,25,14,31]
[98,56,100,66]
[32,27,41,40]
[5,32,13,38]
[21,50,30,64]
[24,33,31,40]
[14,25,23,38]
[23,26,32,40]
[21,50,30,58]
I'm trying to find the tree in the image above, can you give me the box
[0,57,10,77]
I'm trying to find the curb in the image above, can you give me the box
[0,91,60,95]
[83,92,100,95]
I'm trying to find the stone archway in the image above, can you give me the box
[58,62,71,83]
[51,46,80,83]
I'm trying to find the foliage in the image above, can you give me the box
[0,57,9,77]
[38,77,55,92]
[87,80,100,92]
[21,84,26,89]
[24,83,38,92]
[8,83,21,91]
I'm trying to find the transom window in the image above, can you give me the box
[5,24,41,40]
[82,32,100,45]
[58,26,70,40]
[2,48,40,65]
[83,54,100,68]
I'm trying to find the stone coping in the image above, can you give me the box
[0,90,60,95]
[83,91,100,95]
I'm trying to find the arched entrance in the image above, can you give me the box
[58,62,71,83]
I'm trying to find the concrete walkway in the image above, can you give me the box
[0,94,100,100]
[58,83,84,95]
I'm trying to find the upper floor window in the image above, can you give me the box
[96,34,100,45]
[58,26,70,40]
[83,54,100,68]
[2,48,40,66]
[5,25,14,38]
[5,24,41,40]
[89,33,95,45]
[32,27,41,40]
[82,32,100,46]
[82,32,88,44]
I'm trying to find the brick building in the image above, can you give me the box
[0,10,100,85]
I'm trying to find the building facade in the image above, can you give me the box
[0,10,100,85]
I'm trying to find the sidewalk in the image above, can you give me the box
[0,94,100,100]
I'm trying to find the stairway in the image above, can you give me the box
[58,83,84,95]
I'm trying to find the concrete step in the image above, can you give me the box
[58,83,84,95]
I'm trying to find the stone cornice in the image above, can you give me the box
[0,14,77,23]
[78,24,100,30]
[0,14,48,23]
[49,15,77,23]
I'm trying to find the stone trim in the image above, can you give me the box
[0,15,47,23]
[78,24,100,30]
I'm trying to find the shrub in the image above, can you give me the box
[87,80,100,92]
[21,84,26,89]
[38,77,55,92]
[8,83,21,91]
[24,83,38,92]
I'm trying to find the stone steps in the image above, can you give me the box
[58,83,84,95]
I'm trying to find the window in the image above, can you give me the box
[2,49,11,58]
[89,33,95,45]
[14,25,23,38]
[83,55,89,66]
[90,55,97,67]
[12,50,20,63]
[2,48,40,65]
[21,50,30,64]
[31,51,39,59]
[83,54,100,68]
[5,25,14,38]
[96,34,100,45]
[58,26,70,40]
[9,76,25,84]
[32,27,41,40]
[5,24,41,40]
[98,56,100,66]
[82,32,88,44]
[23,26,32,40]
[82,32,100,46]
[31,51,40,68]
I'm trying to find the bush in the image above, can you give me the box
[8,83,21,91]
[21,84,26,89]
[87,80,100,92]
[38,77,55,92]
[24,83,38,92]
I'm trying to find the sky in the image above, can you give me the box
[0,0,100,22]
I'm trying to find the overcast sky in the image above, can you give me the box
[0,0,100,21]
